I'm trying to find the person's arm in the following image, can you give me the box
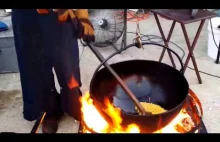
[74,9,95,42]
[36,9,95,42]
[37,9,79,31]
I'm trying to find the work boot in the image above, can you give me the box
[42,112,63,134]
[42,89,64,134]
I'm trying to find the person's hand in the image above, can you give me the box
[75,9,95,43]
[53,9,79,30]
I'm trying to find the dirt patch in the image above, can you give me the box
[0,90,21,111]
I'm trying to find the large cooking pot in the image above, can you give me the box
[89,42,189,133]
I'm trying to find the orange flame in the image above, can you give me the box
[68,75,79,89]
[80,92,195,133]
[80,92,140,133]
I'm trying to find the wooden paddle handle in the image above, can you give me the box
[107,69,149,115]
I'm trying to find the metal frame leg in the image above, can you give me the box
[154,14,176,68]
[215,40,220,64]
[78,122,83,133]
[120,9,127,50]
[181,20,206,84]
[111,9,127,52]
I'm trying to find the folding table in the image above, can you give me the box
[150,9,216,84]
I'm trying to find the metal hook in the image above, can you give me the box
[134,22,143,49]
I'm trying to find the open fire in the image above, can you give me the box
[79,92,197,133]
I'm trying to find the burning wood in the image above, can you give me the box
[175,117,195,133]
[79,92,196,133]
[182,117,195,131]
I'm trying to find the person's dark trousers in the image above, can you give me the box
[11,9,82,123]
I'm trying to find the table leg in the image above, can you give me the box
[159,21,176,62]
[154,13,176,68]
[181,20,205,84]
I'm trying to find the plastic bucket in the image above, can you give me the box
[207,17,220,60]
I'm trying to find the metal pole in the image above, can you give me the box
[120,9,127,50]
[30,112,46,134]
[215,40,220,64]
